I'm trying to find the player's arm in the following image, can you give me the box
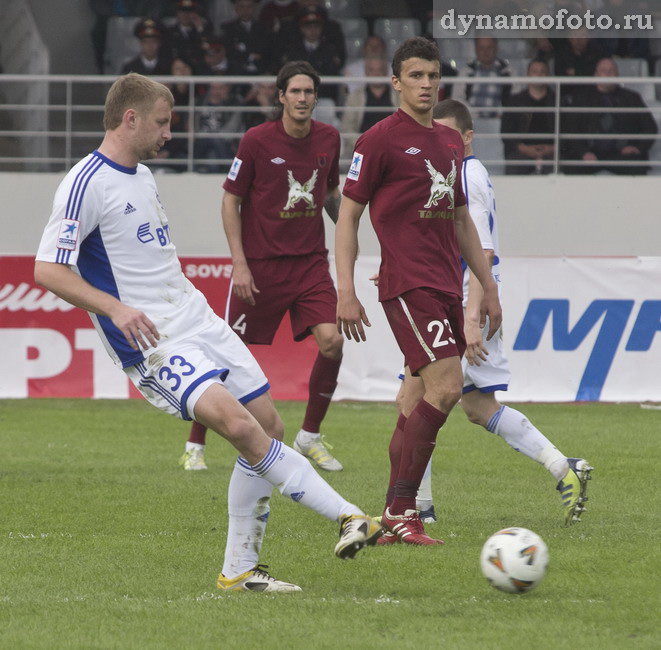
[222,189,259,306]
[454,204,502,340]
[464,249,495,365]
[323,186,341,224]
[335,195,371,341]
[34,261,159,351]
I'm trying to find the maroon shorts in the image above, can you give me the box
[225,252,337,344]
[382,287,466,376]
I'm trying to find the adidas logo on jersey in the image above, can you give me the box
[405,147,421,155]
[124,202,136,214]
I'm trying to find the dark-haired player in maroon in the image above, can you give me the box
[335,37,502,545]
[181,60,345,472]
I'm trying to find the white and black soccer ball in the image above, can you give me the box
[479,527,549,594]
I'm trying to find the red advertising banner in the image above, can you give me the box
[0,256,317,400]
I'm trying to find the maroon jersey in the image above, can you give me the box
[343,109,466,301]
[223,119,340,259]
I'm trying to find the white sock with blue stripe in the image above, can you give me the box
[222,461,273,579]
[486,406,568,480]
[239,439,363,521]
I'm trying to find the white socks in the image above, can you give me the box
[416,460,433,511]
[487,406,569,481]
[222,461,273,579]
[251,439,361,519]
[222,439,362,578]
[185,441,204,452]
[295,429,320,444]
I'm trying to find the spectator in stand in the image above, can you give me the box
[340,56,398,154]
[121,18,172,76]
[554,34,607,77]
[343,35,388,95]
[562,57,658,175]
[242,81,279,129]
[452,38,511,117]
[166,0,213,73]
[194,81,243,173]
[157,57,195,171]
[200,36,230,75]
[281,6,343,102]
[221,0,275,75]
[258,0,300,34]
[500,59,557,175]
[89,0,165,73]
[277,0,346,69]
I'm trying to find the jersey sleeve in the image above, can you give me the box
[465,163,494,250]
[35,167,104,266]
[342,128,387,205]
[223,129,256,197]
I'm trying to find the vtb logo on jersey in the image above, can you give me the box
[419,159,457,219]
[280,169,318,218]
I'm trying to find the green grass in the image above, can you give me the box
[1,399,659,649]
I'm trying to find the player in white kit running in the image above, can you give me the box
[396,99,593,529]
[34,73,381,592]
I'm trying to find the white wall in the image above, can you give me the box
[5,173,661,256]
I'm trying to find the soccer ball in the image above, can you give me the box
[479,527,549,594]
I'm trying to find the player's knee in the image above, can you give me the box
[222,414,261,447]
[318,333,343,359]
[263,411,285,441]
[433,385,463,413]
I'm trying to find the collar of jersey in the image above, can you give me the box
[464,154,477,161]
[93,150,138,175]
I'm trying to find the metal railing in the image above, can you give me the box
[0,73,659,174]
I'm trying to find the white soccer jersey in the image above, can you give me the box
[36,151,214,368]
[461,154,501,304]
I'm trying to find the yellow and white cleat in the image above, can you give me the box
[216,565,302,593]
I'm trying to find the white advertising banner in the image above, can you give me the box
[1,255,659,402]
[334,256,661,403]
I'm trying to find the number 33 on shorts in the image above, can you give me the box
[126,347,229,420]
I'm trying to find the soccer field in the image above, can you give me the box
[1,399,659,649]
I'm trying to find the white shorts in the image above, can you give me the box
[396,326,510,394]
[125,317,269,421]
[462,326,510,394]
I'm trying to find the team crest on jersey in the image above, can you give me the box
[447,142,461,159]
[424,159,457,210]
[283,169,317,210]
[316,152,327,167]
[57,218,79,250]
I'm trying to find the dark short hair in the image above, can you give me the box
[273,60,321,120]
[527,57,550,73]
[392,36,440,78]
[276,60,320,95]
[433,98,473,134]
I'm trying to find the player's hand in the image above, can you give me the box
[369,273,379,286]
[337,293,371,342]
[464,318,488,366]
[232,261,259,306]
[109,304,160,351]
[480,284,502,341]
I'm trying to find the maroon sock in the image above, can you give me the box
[385,413,408,508]
[301,352,342,433]
[188,421,207,445]
[390,400,447,515]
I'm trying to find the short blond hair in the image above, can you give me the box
[103,73,174,130]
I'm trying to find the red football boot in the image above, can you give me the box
[381,508,445,545]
